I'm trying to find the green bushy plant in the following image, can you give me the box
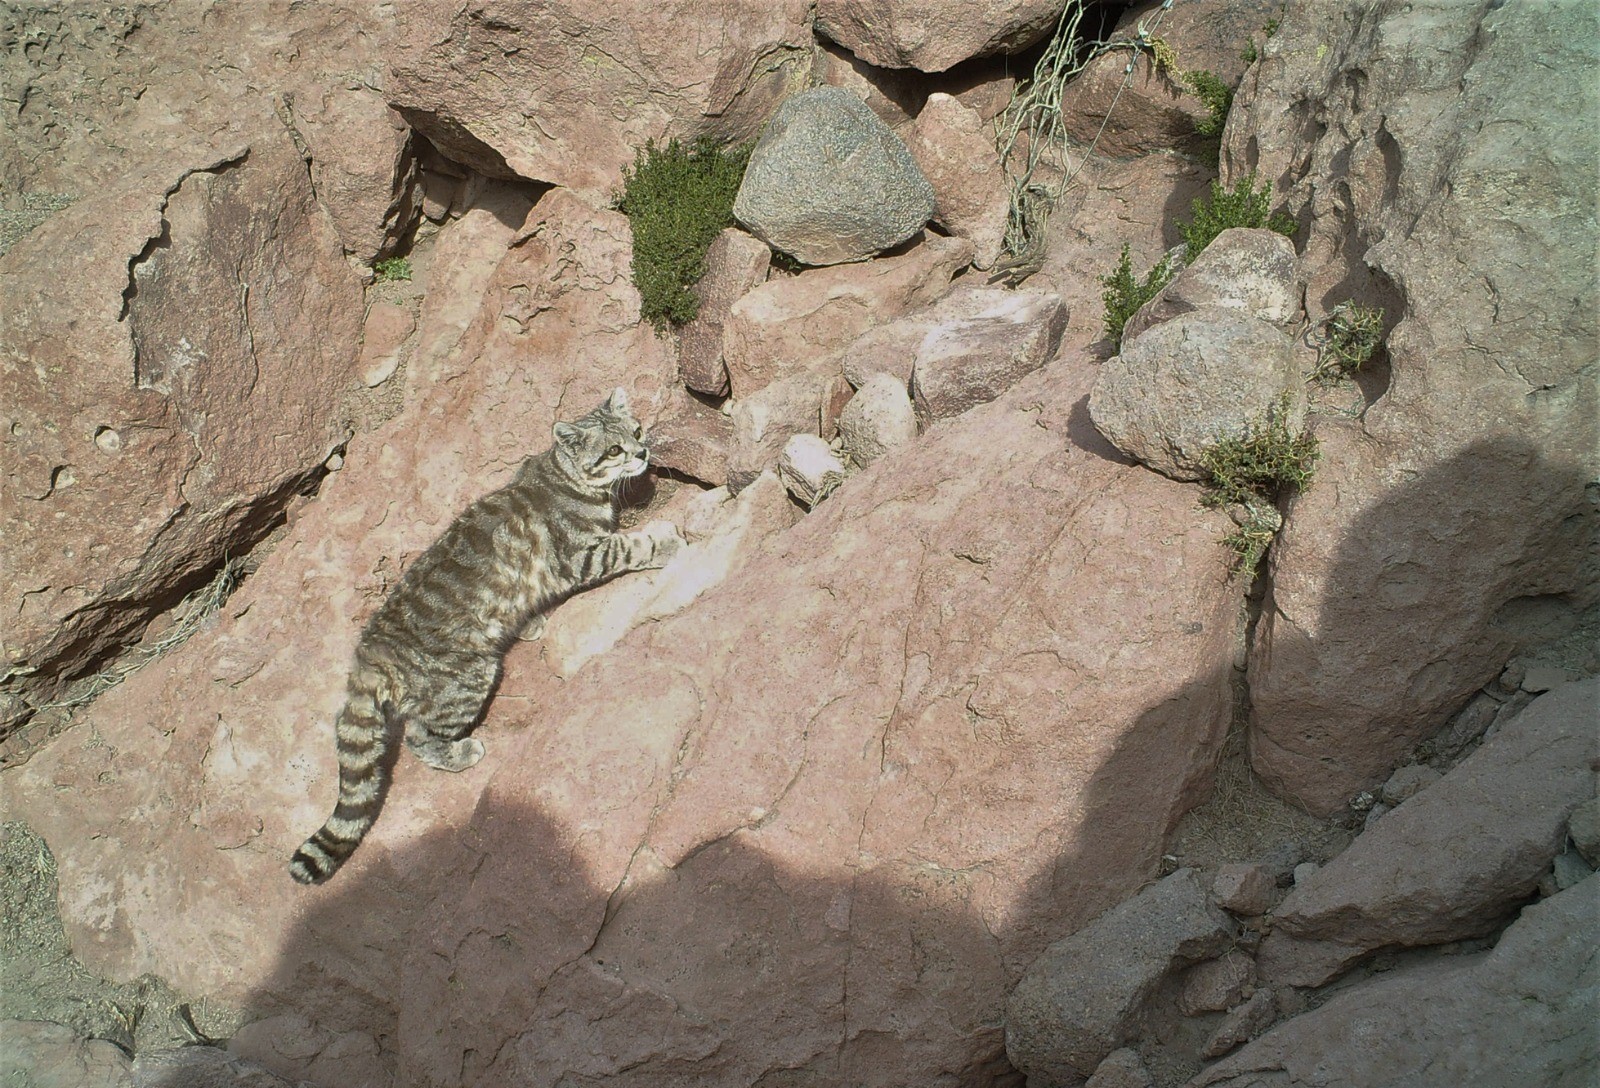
[1184,70,1233,139]
[1179,173,1297,261]
[1198,394,1319,576]
[372,256,412,282]
[1101,244,1176,349]
[1314,302,1385,380]
[616,137,751,331]
[1198,395,1319,509]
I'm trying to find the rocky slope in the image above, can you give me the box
[1,1,1594,1086]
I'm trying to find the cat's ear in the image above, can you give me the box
[553,421,583,449]
[605,387,630,413]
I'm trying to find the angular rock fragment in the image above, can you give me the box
[1006,869,1235,1086]
[726,372,834,492]
[816,0,1064,72]
[1257,680,1599,988]
[723,234,970,396]
[1194,877,1600,1087]
[1086,1047,1154,1088]
[678,228,771,397]
[1200,988,1277,1059]
[910,285,1069,423]
[1178,951,1257,1016]
[1212,863,1277,916]
[837,372,917,468]
[778,433,849,508]
[904,93,1009,269]
[647,391,734,487]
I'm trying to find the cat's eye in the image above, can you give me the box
[606,445,622,458]
[634,426,643,438]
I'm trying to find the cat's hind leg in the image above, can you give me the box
[402,655,497,771]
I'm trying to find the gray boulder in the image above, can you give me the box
[733,86,935,265]
[1088,308,1304,481]
[1121,227,1299,345]
[1006,869,1235,1086]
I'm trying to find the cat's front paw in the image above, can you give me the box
[639,520,686,567]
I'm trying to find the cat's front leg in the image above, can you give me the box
[632,519,685,569]
[573,521,684,586]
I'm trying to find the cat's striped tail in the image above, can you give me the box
[289,678,397,885]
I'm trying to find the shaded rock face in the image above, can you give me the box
[0,1021,131,1088]
[1194,876,1600,1088]
[1257,680,1600,988]
[816,0,1063,73]
[733,86,936,265]
[1236,0,1600,814]
[0,130,363,723]
[1088,308,1304,481]
[1055,0,1279,159]
[4,343,1241,1085]
[1006,869,1236,1086]
[389,0,813,195]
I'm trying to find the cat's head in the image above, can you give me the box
[552,387,649,489]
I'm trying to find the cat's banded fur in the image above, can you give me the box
[289,388,680,885]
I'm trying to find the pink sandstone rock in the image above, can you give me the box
[646,389,735,486]
[816,0,1063,73]
[357,301,416,388]
[723,233,972,397]
[678,229,772,397]
[1235,0,1599,814]
[388,0,813,196]
[0,128,363,727]
[0,184,677,1007]
[910,284,1069,423]
[0,4,417,266]
[3,345,1241,1087]
[904,93,1010,269]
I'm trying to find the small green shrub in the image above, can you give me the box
[1199,395,1319,509]
[372,256,412,282]
[1184,70,1234,139]
[1199,395,1318,575]
[1221,505,1281,577]
[1101,244,1176,349]
[1314,302,1385,380]
[1179,173,1296,261]
[616,137,750,331]
[1241,39,1258,65]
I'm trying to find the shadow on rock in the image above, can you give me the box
[194,659,1235,1088]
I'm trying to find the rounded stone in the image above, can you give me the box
[733,86,935,266]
